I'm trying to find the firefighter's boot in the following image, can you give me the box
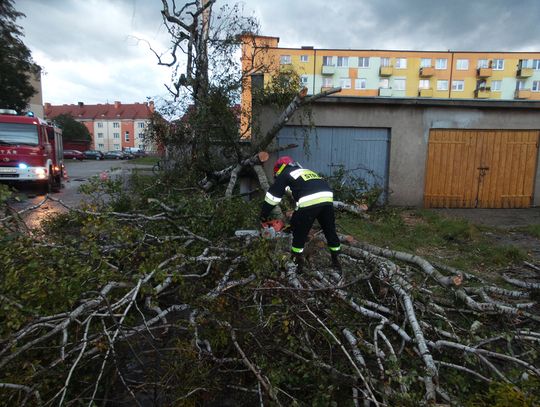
[292,252,304,273]
[331,251,342,271]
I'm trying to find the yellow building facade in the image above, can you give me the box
[241,34,540,103]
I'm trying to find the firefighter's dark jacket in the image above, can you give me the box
[260,164,333,220]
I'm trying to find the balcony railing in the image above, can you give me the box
[322,65,336,75]
[477,67,492,77]
[475,88,491,98]
[378,88,392,97]
[379,66,393,76]
[515,89,532,99]
[419,88,433,97]
[517,68,533,78]
[419,67,435,77]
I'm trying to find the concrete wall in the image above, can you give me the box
[257,99,540,207]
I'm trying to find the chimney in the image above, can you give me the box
[78,102,84,107]
[114,101,121,109]
[44,102,51,109]
[149,100,155,113]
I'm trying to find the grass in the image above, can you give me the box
[520,224,540,238]
[336,207,528,273]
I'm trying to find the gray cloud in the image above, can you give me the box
[12,0,540,106]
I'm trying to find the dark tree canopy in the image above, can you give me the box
[52,113,92,142]
[0,0,39,113]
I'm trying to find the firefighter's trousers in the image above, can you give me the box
[290,204,340,253]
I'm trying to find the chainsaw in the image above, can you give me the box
[235,219,289,239]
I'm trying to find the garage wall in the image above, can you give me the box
[257,100,540,207]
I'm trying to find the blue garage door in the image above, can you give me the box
[277,126,390,202]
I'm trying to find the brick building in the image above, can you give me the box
[44,101,155,152]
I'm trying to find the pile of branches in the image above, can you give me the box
[0,195,539,406]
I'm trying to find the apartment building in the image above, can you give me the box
[44,101,155,152]
[241,35,540,101]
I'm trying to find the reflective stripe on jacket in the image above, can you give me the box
[260,165,333,219]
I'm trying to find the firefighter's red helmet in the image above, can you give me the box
[273,156,294,175]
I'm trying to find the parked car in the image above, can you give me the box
[103,151,126,160]
[64,150,85,160]
[123,147,147,157]
[83,150,104,160]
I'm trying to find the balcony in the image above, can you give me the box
[378,88,392,97]
[475,88,491,99]
[419,67,435,77]
[515,89,532,99]
[517,67,533,78]
[418,88,433,97]
[379,66,393,76]
[322,65,336,75]
[477,67,492,78]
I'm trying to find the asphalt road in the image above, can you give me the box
[3,158,153,229]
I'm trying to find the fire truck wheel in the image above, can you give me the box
[52,174,62,193]
[41,174,53,194]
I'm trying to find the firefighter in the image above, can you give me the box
[260,156,341,272]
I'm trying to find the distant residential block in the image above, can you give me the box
[44,101,155,152]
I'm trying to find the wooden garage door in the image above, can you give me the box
[424,130,539,208]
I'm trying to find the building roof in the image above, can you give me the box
[317,96,540,109]
[44,101,154,121]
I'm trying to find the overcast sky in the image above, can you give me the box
[14,0,540,107]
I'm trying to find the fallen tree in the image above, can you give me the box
[0,190,538,406]
[198,86,342,195]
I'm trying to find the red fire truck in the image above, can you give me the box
[0,109,64,192]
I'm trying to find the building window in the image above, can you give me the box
[280,55,291,64]
[394,78,406,90]
[114,144,120,150]
[419,79,430,89]
[98,143,104,149]
[355,78,367,89]
[516,80,526,90]
[532,81,540,91]
[477,80,488,90]
[420,58,431,68]
[358,57,370,68]
[492,59,504,70]
[337,56,349,67]
[322,56,334,66]
[113,122,120,128]
[533,60,540,70]
[379,78,390,88]
[456,59,469,70]
[437,80,448,91]
[97,122,103,128]
[491,80,502,91]
[300,55,309,63]
[395,58,407,69]
[452,80,464,91]
[435,58,448,70]
[97,132,103,138]
[300,75,309,86]
[477,59,490,68]
[322,77,333,87]
[519,59,533,69]
[380,57,391,67]
[125,131,130,142]
[137,122,145,129]
[340,78,352,89]
[113,132,120,139]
